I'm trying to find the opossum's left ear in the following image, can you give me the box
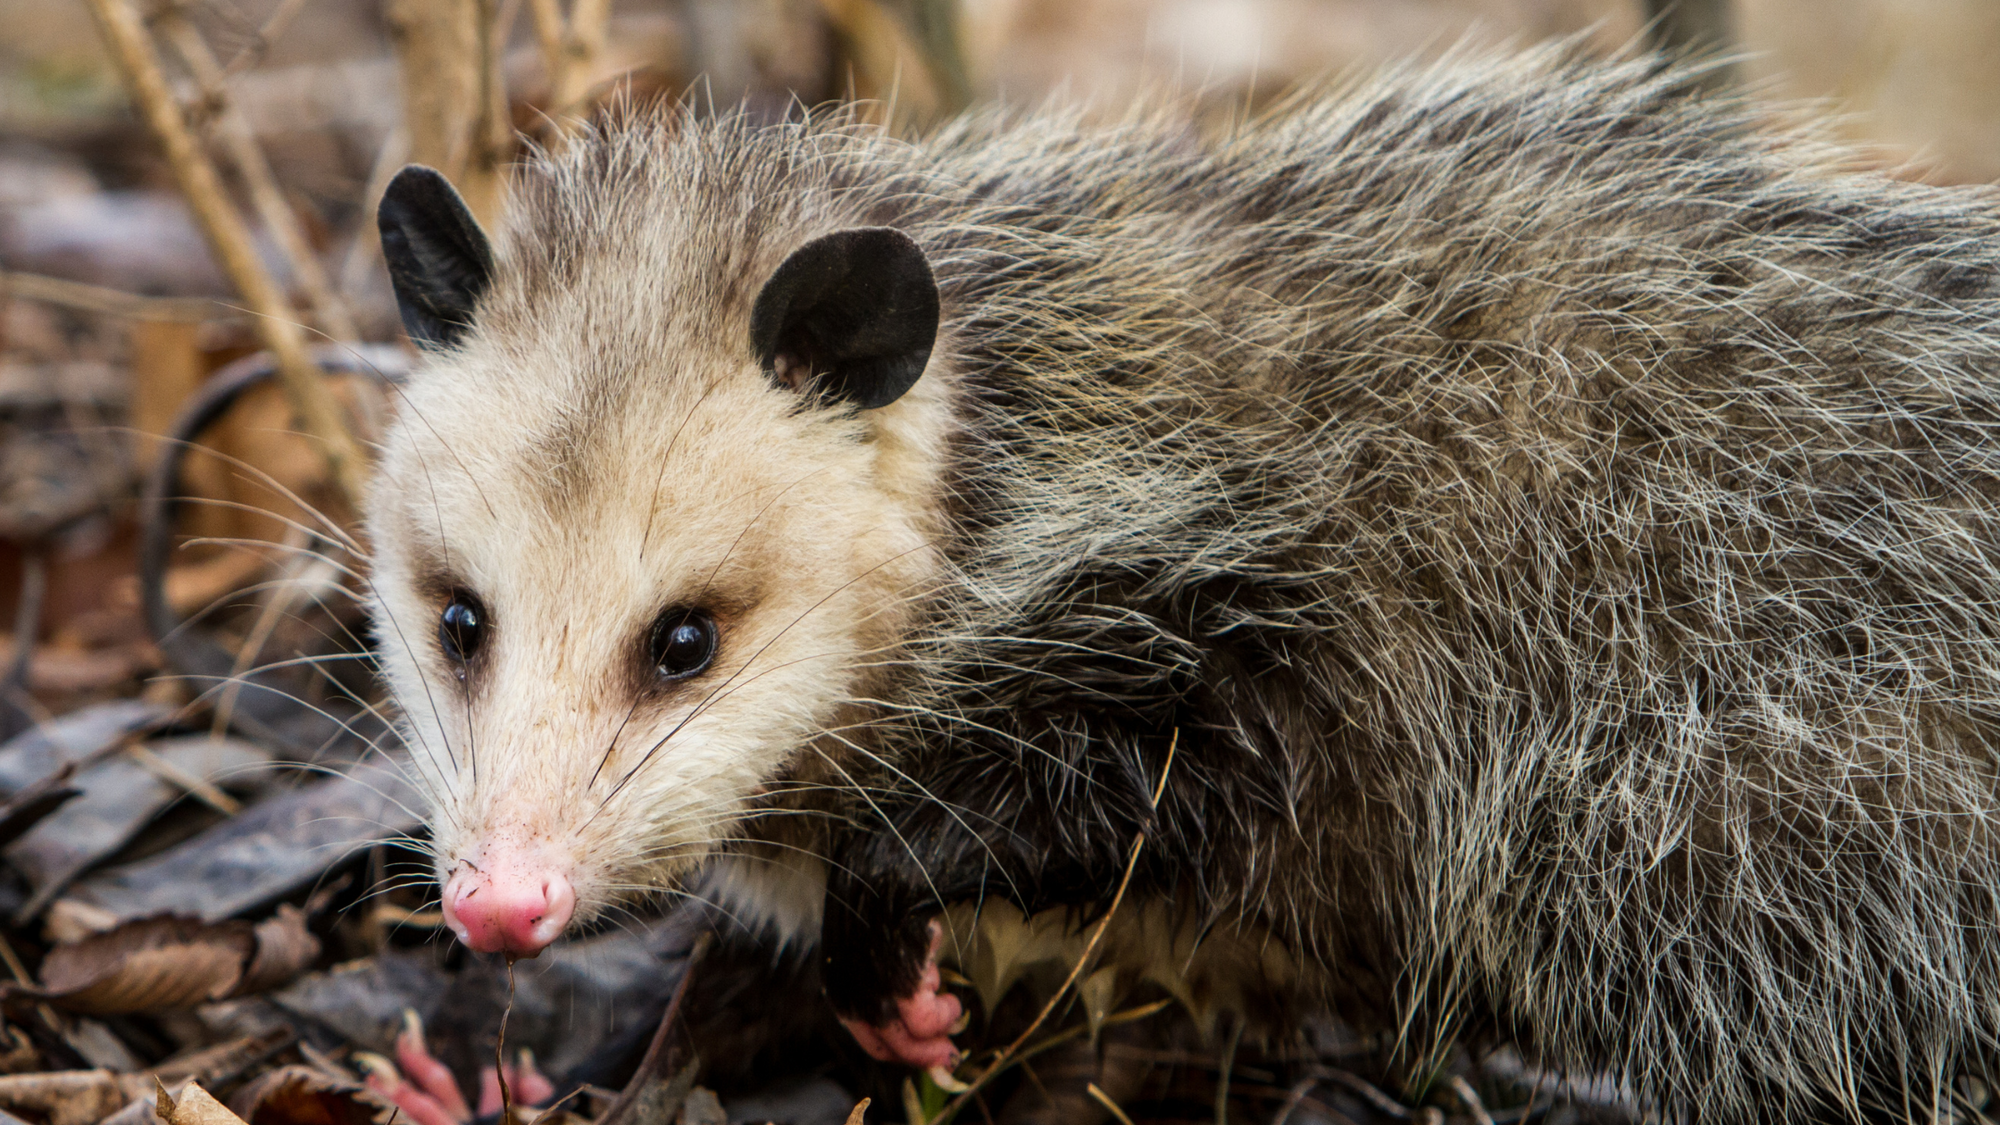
[378,165,495,351]
[750,227,939,409]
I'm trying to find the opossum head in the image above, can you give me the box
[365,163,950,957]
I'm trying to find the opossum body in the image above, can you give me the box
[369,47,2000,1122]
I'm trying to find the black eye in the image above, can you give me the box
[650,609,716,680]
[438,593,487,666]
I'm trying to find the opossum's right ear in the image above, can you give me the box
[749,227,939,409]
[378,165,495,351]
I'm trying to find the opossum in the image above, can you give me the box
[367,46,2000,1122]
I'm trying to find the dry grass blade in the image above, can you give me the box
[0,271,234,322]
[1088,1081,1139,1125]
[1216,1019,1242,1125]
[124,743,240,816]
[932,732,1179,1125]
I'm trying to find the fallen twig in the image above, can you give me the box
[1269,1078,1319,1125]
[1316,1068,1421,1120]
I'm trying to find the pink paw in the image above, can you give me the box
[358,1010,554,1125]
[839,921,964,1070]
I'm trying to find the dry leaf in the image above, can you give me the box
[33,915,252,1013]
[17,909,320,1015]
[0,1068,127,1125]
[236,907,321,996]
[159,1077,251,1125]
[228,1066,386,1125]
[844,1098,871,1125]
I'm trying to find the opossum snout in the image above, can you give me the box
[441,856,576,958]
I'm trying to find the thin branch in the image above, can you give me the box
[219,0,312,78]
[81,0,371,505]
[0,269,239,322]
[1447,1076,1495,1125]
[156,7,362,343]
[528,0,609,142]
[385,0,505,223]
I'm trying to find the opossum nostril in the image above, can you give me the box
[440,859,575,958]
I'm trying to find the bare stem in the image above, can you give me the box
[385,0,506,224]
[81,0,370,505]
[156,8,362,343]
[0,269,234,321]
[527,0,605,146]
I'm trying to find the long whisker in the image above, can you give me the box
[143,429,365,553]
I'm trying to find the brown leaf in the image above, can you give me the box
[159,1077,251,1125]
[227,1066,387,1125]
[13,908,322,1016]
[29,914,252,1014]
[235,906,321,997]
[0,1069,127,1125]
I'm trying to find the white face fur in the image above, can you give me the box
[365,212,954,945]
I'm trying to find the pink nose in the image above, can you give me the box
[441,860,575,958]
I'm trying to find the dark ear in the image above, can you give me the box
[378,165,495,350]
[749,227,940,409]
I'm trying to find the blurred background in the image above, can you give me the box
[0,2,1996,1122]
